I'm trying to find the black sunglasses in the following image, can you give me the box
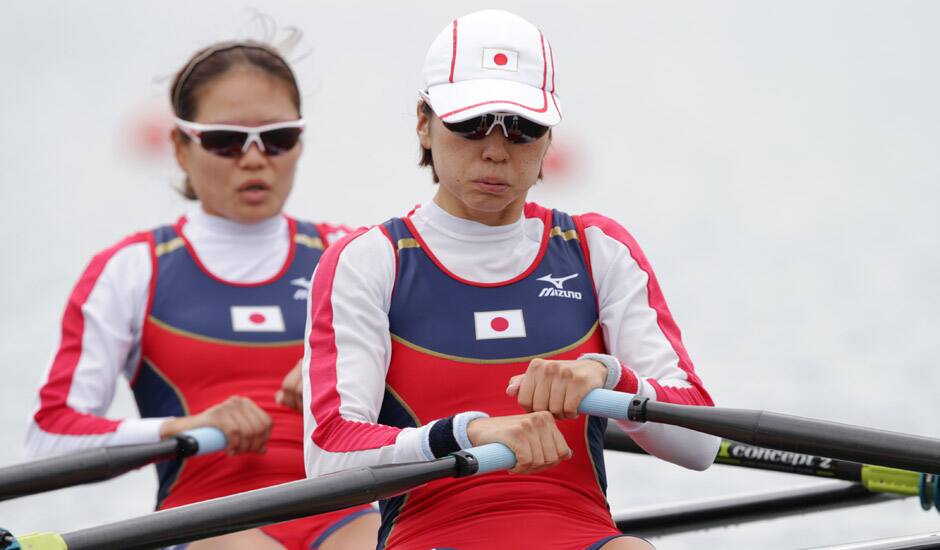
[442,113,549,144]
[175,118,305,158]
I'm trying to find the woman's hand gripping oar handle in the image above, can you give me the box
[455,389,635,475]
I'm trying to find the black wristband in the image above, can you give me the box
[428,415,461,458]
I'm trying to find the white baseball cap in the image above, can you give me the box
[420,10,561,127]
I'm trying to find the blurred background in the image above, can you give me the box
[2,1,939,547]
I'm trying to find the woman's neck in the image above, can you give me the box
[432,188,527,227]
[419,200,524,242]
[189,204,285,238]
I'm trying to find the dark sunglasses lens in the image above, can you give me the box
[511,118,550,143]
[199,131,247,157]
[261,128,303,155]
[443,117,489,140]
[444,115,548,143]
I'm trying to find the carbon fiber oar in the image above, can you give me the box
[604,426,922,497]
[625,397,940,475]
[0,428,225,502]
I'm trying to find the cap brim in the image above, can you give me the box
[425,78,562,126]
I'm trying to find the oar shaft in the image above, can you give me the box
[0,439,179,502]
[631,399,940,475]
[60,458,460,550]
[0,428,225,502]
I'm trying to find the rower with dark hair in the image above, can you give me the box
[26,39,378,549]
[303,10,720,550]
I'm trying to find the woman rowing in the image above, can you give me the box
[26,39,378,549]
[303,10,720,549]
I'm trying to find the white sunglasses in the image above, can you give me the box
[174,118,305,157]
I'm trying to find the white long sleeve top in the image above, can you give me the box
[303,201,720,478]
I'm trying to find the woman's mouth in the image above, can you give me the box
[472,178,510,194]
[238,180,272,204]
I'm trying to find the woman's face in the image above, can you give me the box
[173,67,302,224]
[417,104,550,226]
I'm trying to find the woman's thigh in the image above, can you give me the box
[185,528,284,550]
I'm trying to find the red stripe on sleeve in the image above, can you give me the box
[34,233,152,435]
[582,213,713,407]
[307,229,402,452]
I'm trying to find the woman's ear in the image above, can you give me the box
[416,101,432,150]
[171,128,191,174]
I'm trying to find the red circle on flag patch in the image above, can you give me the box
[490,317,509,332]
[493,53,508,66]
[249,313,266,324]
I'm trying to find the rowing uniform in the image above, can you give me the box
[26,207,374,549]
[303,201,720,549]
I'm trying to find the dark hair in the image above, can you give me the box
[417,100,549,184]
[171,40,301,199]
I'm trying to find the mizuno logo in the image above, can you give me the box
[536,273,578,289]
[291,277,312,300]
[536,273,582,300]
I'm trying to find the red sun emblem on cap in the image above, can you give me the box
[249,313,267,324]
[490,317,510,332]
[493,53,508,66]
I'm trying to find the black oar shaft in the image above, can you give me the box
[61,457,459,550]
[0,439,180,502]
[613,482,895,537]
[633,400,940,475]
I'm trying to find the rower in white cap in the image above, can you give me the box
[303,10,721,549]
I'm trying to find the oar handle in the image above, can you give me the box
[178,427,227,456]
[463,389,635,474]
[578,388,633,420]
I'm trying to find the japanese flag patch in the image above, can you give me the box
[482,48,519,71]
[231,306,285,332]
[474,309,526,340]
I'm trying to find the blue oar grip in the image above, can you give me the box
[577,389,635,420]
[182,427,228,456]
[466,443,516,475]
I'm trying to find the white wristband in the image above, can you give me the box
[578,353,622,390]
[454,411,489,449]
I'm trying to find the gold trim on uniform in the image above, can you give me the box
[138,356,191,499]
[549,227,579,241]
[155,238,185,257]
[295,234,324,250]
[584,418,607,495]
[147,316,303,348]
[390,321,599,364]
[397,238,421,250]
[384,385,423,427]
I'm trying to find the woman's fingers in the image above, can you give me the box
[199,396,273,456]
[532,411,559,472]
[236,398,271,454]
[468,412,572,475]
[227,402,258,454]
[505,374,524,397]
[239,397,273,454]
[513,358,608,418]
[276,360,305,411]
[553,422,573,461]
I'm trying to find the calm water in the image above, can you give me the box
[2,2,939,547]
